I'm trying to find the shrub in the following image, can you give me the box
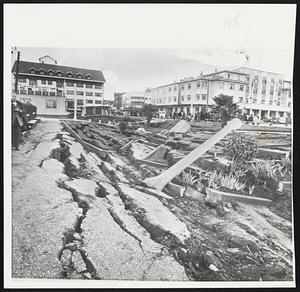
[224,133,258,166]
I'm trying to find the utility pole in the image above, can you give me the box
[14,51,20,94]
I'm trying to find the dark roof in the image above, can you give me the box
[12,61,105,82]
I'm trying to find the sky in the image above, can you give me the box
[7,4,296,100]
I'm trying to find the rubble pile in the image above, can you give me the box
[51,119,294,281]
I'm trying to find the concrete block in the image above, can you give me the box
[164,182,186,197]
[206,188,272,207]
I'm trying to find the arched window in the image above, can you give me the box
[56,70,63,77]
[76,73,83,79]
[48,70,54,76]
[66,72,74,78]
[39,69,45,75]
[29,67,37,74]
[86,74,92,80]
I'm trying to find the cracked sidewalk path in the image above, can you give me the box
[12,120,188,280]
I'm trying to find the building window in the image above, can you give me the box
[269,100,273,105]
[86,75,92,80]
[253,88,258,94]
[174,86,177,91]
[227,74,231,79]
[270,90,274,95]
[57,90,63,97]
[86,92,93,96]
[35,90,41,96]
[219,82,224,89]
[77,99,84,106]
[169,87,172,92]
[201,94,207,101]
[253,99,257,104]
[86,84,93,89]
[181,96,184,101]
[229,83,235,90]
[174,97,177,102]
[168,96,171,102]
[94,85,102,89]
[95,100,102,104]
[278,90,281,96]
[18,78,26,83]
[66,90,74,95]
[188,83,191,89]
[57,81,63,88]
[261,99,265,104]
[39,70,45,75]
[48,71,54,76]
[202,82,207,89]
[196,94,200,100]
[76,91,84,96]
[239,85,244,91]
[48,80,53,85]
[76,83,84,88]
[197,82,201,88]
[66,82,74,87]
[95,93,102,97]
[187,95,191,101]
[86,99,93,104]
[67,73,73,78]
[30,69,36,74]
[49,92,55,97]
[239,97,243,103]
[57,72,63,77]
[77,74,83,79]
[288,102,291,107]
[181,84,185,90]
[41,80,46,85]
[42,91,48,96]
[245,98,249,103]
[28,89,34,95]
[46,99,57,109]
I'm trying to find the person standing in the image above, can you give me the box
[11,96,24,150]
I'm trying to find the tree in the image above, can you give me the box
[212,94,241,127]
[142,104,157,127]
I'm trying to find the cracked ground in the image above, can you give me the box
[11,120,294,281]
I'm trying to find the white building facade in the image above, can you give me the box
[148,68,292,120]
[12,58,105,116]
[122,91,146,109]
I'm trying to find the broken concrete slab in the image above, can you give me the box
[63,178,99,201]
[206,188,272,207]
[164,182,186,197]
[169,120,191,134]
[64,156,81,177]
[100,161,129,183]
[118,183,190,244]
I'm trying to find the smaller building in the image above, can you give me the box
[114,92,124,109]
[122,91,146,109]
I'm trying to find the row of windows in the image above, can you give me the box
[28,68,94,80]
[19,78,102,89]
[66,90,102,97]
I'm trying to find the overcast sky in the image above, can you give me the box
[7,4,296,100]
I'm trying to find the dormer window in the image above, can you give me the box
[77,73,83,79]
[48,70,54,76]
[29,68,37,74]
[86,74,92,80]
[56,71,63,77]
[66,72,74,78]
[39,69,45,75]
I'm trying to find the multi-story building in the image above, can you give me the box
[122,91,146,109]
[150,70,248,116]
[149,68,292,121]
[235,67,292,120]
[11,57,105,116]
